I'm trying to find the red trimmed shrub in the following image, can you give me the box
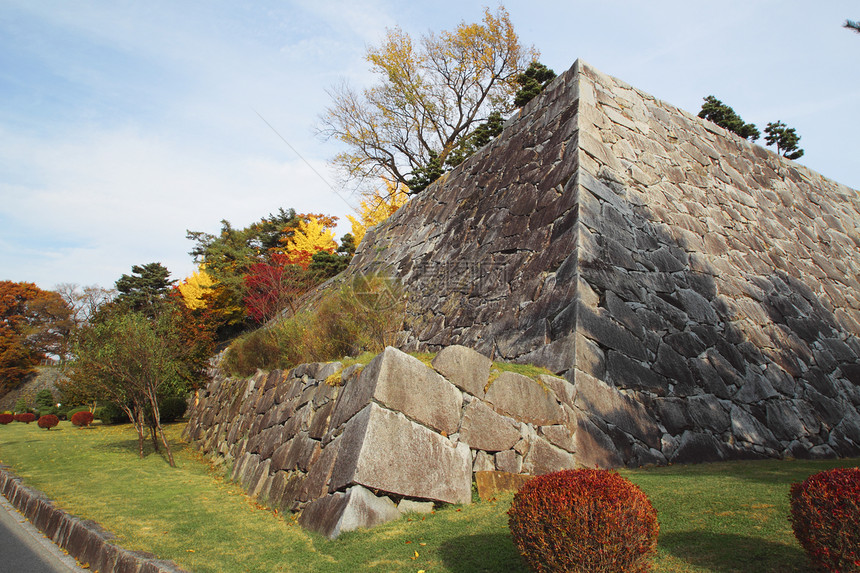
[790,467,860,572]
[0,413,13,425]
[14,413,36,424]
[71,411,95,428]
[37,414,59,430]
[508,469,659,573]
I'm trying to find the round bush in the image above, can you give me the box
[158,396,188,423]
[71,411,95,427]
[37,414,59,430]
[0,413,13,425]
[14,413,37,424]
[508,469,659,573]
[97,403,129,425]
[790,467,860,573]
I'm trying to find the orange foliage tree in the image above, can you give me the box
[0,281,73,394]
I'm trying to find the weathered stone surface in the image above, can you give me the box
[398,499,435,514]
[431,344,492,398]
[330,403,472,504]
[474,471,532,500]
[298,484,401,540]
[331,347,462,436]
[522,436,577,475]
[574,371,661,449]
[459,400,520,452]
[494,449,522,474]
[484,372,563,426]
[574,411,623,468]
[671,431,726,464]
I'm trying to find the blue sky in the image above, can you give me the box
[2,1,858,290]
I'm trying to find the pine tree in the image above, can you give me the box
[698,96,760,141]
[514,62,557,108]
[764,121,804,160]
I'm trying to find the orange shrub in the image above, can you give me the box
[508,469,659,573]
[71,411,95,427]
[37,414,59,430]
[0,413,13,425]
[790,467,860,573]
[14,413,36,423]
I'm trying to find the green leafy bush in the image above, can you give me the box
[157,396,188,423]
[790,467,860,572]
[508,469,659,573]
[223,273,404,377]
[71,411,95,427]
[37,414,59,430]
[96,403,129,425]
[0,413,13,425]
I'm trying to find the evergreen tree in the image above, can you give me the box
[514,62,557,108]
[845,20,860,33]
[698,96,760,141]
[114,263,175,315]
[764,121,804,160]
[446,112,506,169]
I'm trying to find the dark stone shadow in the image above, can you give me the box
[661,531,809,573]
[439,533,528,573]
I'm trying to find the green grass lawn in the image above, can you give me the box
[0,420,856,573]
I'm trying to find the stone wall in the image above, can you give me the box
[345,60,860,464]
[184,346,577,538]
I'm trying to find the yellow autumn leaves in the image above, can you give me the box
[348,180,410,245]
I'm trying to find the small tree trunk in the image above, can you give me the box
[147,393,175,467]
[122,403,145,459]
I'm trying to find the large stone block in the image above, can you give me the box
[459,400,520,452]
[298,484,401,540]
[574,370,662,449]
[574,410,623,468]
[431,344,492,398]
[329,403,472,504]
[522,436,577,475]
[330,347,462,436]
[484,371,564,426]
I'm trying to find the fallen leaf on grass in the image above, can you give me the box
[411,550,419,560]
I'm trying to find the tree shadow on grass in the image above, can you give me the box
[439,533,529,573]
[95,435,189,465]
[661,531,809,573]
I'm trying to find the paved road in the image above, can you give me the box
[0,494,87,573]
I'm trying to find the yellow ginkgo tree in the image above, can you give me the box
[348,180,410,246]
[279,214,338,269]
[177,266,216,310]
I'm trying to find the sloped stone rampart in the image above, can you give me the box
[185,345,575,538]
[344,59,860,465]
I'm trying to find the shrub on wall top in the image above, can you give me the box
[508,469,659,573]
[37,414,59,430]
[790,467,860,572]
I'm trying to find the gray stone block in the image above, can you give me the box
[431,344,492,398]
[485,371,564,425]
[298,485,401,540]
[459,400,520,452]
[329,403,472,504]
[330,347,462,436]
